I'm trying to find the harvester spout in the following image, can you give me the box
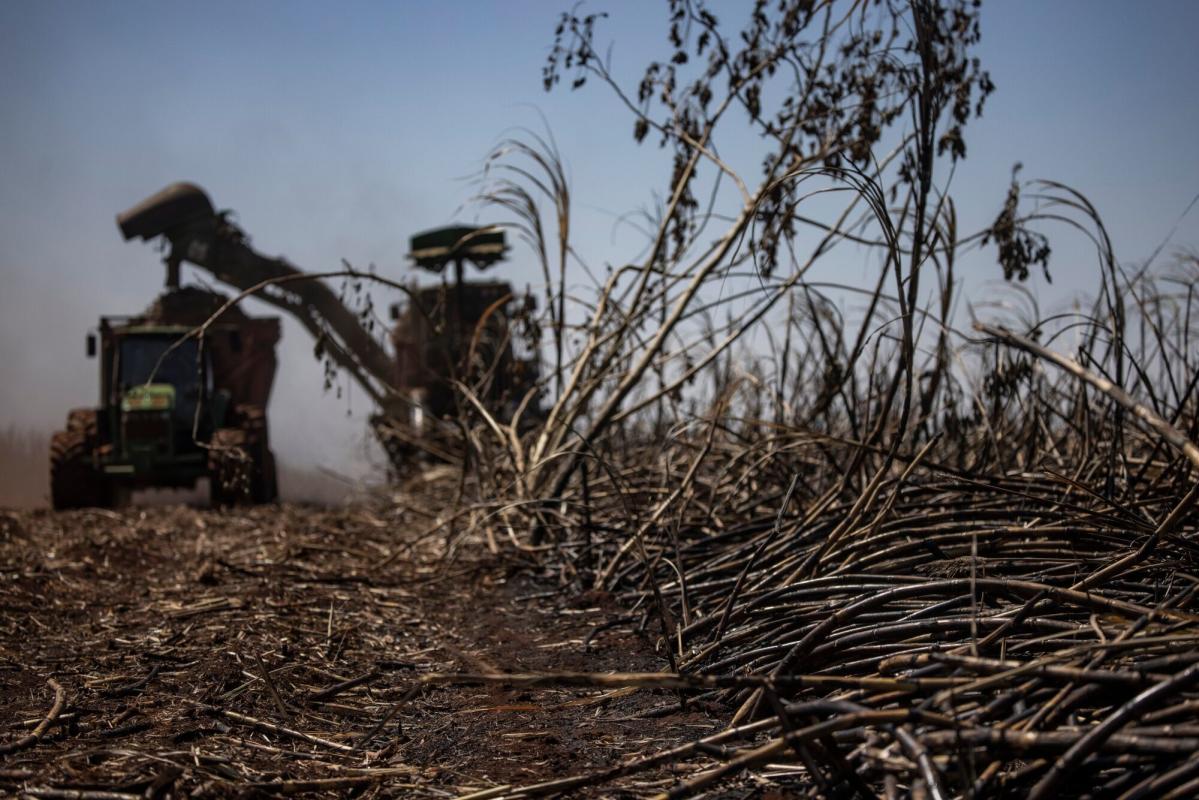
[117,182,216,242]
[117,182,218,289]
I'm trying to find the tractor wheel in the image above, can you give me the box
[208,405,276,507]
[65,408,94,435]
[49,410,108,509]
[237,405,276,504]
[257,447,278,504]
[208,427,252,508]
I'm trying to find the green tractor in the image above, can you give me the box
[50,288,281,509]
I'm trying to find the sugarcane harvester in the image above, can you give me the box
[48,182,541,507]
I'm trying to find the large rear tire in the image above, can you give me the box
[257,447,278,504]
[208,404,276,508]
[209,428,246,508]
[49,409,108,510]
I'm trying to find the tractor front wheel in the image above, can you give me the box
[208,405,277,507]
[49,409,109,510]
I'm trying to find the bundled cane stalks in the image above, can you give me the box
[432,2,1199,795]
[445,227,1199,798]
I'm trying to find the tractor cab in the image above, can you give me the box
[93,320,226,483]
[103,324,225,463]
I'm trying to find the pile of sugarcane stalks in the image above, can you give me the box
[451,109,1199,793]
[657,481,1199,797]
[455,259,1199,797]
[468,467,1199,798]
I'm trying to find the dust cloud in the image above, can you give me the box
[0,424,369,510]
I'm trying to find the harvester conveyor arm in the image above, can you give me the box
[117,183,400,412]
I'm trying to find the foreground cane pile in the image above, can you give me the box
[446,54,1199,784]
[517,477,1199,797]
[457,249,1199,796]
[481,441,1199,796]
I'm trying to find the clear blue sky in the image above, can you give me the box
[2,1,1197,476]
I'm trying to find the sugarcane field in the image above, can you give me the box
[4,2,1199,798]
